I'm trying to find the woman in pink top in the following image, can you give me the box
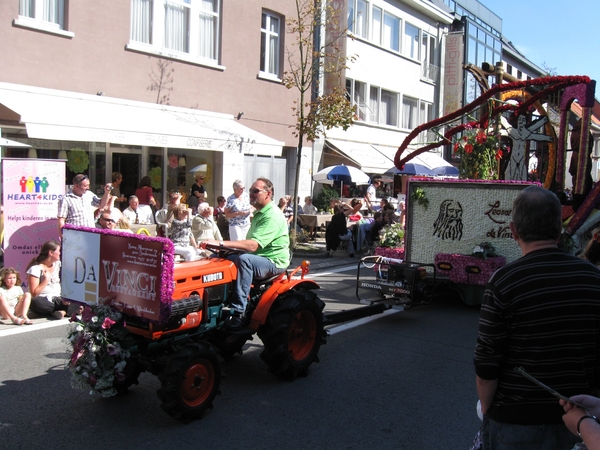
[134,176,159,209]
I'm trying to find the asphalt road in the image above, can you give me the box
[0,263,482,450]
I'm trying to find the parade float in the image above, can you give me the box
[358,67,598,306]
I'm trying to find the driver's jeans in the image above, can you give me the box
[227,253,283,315]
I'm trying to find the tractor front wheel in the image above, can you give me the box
[258,290,326,380]
[157,341,221,422]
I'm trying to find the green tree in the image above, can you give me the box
[284,0,356,247]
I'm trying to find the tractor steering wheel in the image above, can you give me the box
[203,243,246,258]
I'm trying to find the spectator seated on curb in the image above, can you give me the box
[0,267,33,325]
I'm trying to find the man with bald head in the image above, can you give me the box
[475,186,600,449]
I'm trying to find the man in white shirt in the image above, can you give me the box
[364,178,382,212]
[122,195,154,224]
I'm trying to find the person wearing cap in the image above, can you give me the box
[123,195,154,225]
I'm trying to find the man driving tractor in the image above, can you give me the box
[201,177,290,330]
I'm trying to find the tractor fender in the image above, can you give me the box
[249,279,320,330]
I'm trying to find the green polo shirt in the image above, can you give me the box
[247,200,290,269]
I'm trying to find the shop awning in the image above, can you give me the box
[325,139,394,173]
[0,82,284,156]
[371,144,452,171]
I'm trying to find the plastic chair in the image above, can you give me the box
[155,209,170,238]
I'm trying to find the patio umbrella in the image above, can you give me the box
[313,164,370,196]
[432,165,459,177]
[188,163,208,173]
[385,162,436,177]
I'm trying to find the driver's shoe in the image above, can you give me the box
[224,314,248,331]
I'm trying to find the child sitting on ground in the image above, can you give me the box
[0,267,33,325]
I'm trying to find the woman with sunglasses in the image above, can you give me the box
[224,180,252,241]
[190,174,206,210]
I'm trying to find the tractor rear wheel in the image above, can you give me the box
[157,341,221,422]
[258,290,326,380]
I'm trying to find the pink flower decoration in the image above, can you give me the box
[168,155,178,169]
[102,317,116,329]
[82,306,94,322]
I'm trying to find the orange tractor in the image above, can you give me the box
[62,227,383,421]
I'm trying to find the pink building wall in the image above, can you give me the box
[0,0,300,146]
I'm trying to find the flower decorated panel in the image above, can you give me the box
[405,180,534,268]
[61,227,174,322]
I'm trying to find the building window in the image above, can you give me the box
[365,83,398,126]
[369,86,379,123]
[130,0,221,64]
[348,0,368,39]
[198,0,220,60]
[402,96,418,130]
[380,89,398,127]
[16,0,72,36]
[371,6,382,45]
[353,81,368,121]
[517,69,522,80]
[383,12,400,52]
[131,0,153,44]
[260,11,282,77]
[19,0,65,28]
[506,63,512,75]
[421,31,438,82]
[417,101,434,142]
[403,22,419,59]
[419,101,433,125]
[165,0,191,53]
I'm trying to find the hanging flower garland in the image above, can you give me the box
[394,75,592,170]
[67,148,90,173]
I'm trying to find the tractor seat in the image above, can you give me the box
[252,270,287,287]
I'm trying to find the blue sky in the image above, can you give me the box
[480,0,599,86]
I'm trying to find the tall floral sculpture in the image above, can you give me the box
[453,126,503,180]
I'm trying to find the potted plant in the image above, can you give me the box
[375,222,405,259]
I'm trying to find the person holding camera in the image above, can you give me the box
[57,173,113,237]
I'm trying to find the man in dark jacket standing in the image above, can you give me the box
[474,185,600,449]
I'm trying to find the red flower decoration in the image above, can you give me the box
[464,143,473,154]
[476,131,487,144]
[495,150,503,161]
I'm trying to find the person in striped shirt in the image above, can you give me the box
[474,185,600,450]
